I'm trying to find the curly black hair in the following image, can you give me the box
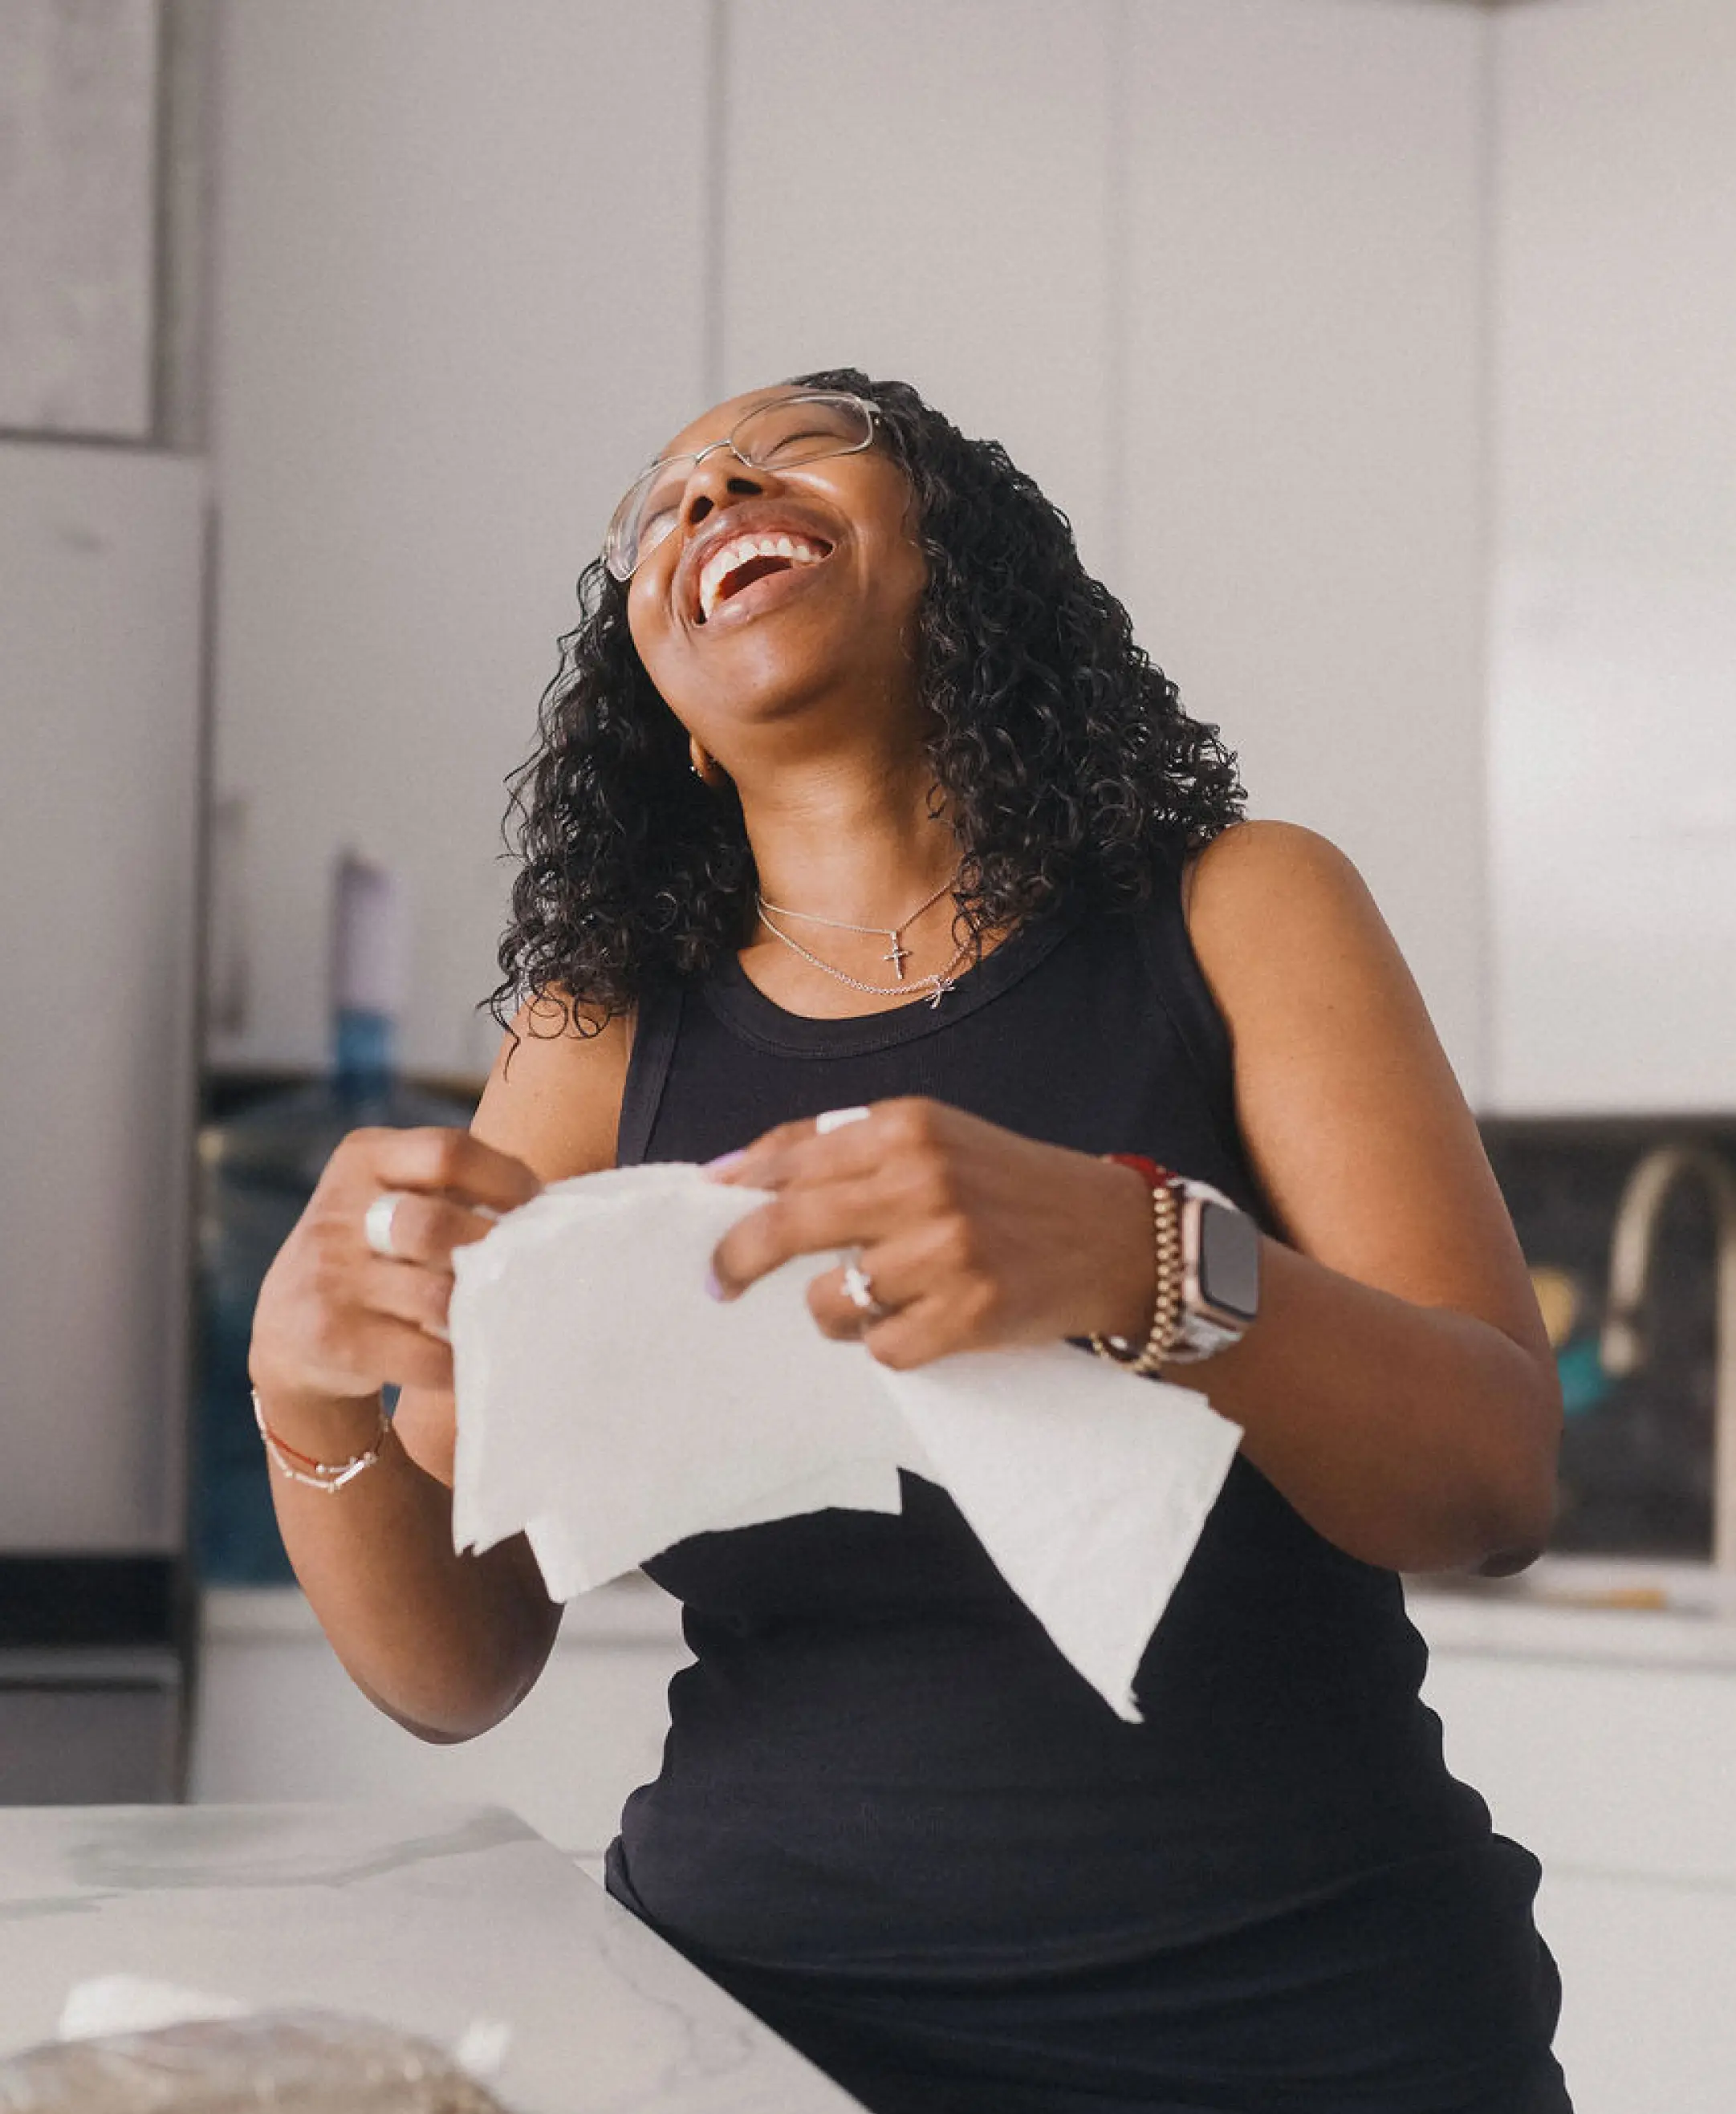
[485,368,1245,1043]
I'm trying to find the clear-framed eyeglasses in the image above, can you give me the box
[603,389,880,583]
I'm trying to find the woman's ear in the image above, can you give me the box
[689,733,731,789]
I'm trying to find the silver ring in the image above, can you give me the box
[815,1105,872,1136]
[364,1189,411,1260]
[840,1249,887,1320]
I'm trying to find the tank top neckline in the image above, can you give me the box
[699,891,1087,1059]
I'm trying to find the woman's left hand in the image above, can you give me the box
[705,1098,1156,1370]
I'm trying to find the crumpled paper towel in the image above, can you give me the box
[449,1163,1242,1721]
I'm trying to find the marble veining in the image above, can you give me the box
[63,1802,528,1895]
[0,1803,862,2113]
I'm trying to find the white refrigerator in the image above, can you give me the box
[0,441,206,1796]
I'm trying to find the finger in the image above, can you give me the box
[702,1104,883,1188]
[361,1315,454,1392]
[709,1174,889,1299]
[355,1254,456,1345]
[360,1126,543,1214]
[855,1294,965,1373]
[295,1312,453,1399]
[353,1190,499,1269]
[807,1250,901,1340]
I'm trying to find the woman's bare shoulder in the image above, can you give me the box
[470,986,634,1185]
[1176,819,1548,1361]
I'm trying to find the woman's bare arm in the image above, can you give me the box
[1172,819,1563,1573]
[253,996,630,1742]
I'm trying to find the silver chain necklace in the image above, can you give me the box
[756,873,959,981]
[755,903,972,1008]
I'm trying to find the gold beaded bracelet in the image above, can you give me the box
[1089,1157,1185,1377]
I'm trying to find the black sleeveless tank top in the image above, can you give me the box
[603,846,1563,2103]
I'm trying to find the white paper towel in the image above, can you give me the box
[449,1163,1242,1721]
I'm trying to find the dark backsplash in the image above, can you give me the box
[1482,1116,1734,1560]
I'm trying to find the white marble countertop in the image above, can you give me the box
[0,1803,862,2112]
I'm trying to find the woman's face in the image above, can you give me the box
[624,386,929,757]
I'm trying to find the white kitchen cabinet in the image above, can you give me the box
[1413,1596,1736,2114]
[208,1,713,1079]
[1120,0,1490,1102]
[1486,0,1736,1113]
[193,1582,689,1859]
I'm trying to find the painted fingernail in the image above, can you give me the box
[815,1106,871,1134]
[702,1149,746,1178]
[705,1266,726,1301]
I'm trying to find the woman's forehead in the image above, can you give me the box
[657,384,791,461]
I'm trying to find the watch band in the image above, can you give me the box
[1165,1180,1260,1363]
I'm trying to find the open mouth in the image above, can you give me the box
[694,531,833,624]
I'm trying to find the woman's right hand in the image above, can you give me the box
[249,1126,543,1406]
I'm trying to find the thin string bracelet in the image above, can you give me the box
[252,1388,391,1493]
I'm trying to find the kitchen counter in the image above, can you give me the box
[0,1802,862,2112]
[1405,1554,1736,1670]
[205,1553,1736,1669]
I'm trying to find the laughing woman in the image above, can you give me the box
[249,371,1572,2113]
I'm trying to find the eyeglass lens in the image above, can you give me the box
[608,394,873,579]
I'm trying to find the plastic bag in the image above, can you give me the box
[0,2008,510,2112]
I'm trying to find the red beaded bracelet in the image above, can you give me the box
[1090,1155,1185,1376]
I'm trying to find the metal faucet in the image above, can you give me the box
[1600,1142,1736,1567]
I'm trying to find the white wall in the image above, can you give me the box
[209,0,712,1076]
[1488,0,1736,1112]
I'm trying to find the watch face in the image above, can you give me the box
[1198,1201,1260,1321]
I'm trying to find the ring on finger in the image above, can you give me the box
[840,1247,888,1322]
[364,1189,413,1261]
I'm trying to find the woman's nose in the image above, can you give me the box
[681,445,767,531]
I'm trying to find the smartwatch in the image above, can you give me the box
[1163,1176,1262,1363]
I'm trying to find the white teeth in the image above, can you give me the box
[697,531,827,619]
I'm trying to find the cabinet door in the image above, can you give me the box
[719,0,1119,576]
[1120,1,1487,1099]
[1421,1649,1736,2114]
[210,1,712,1079]
[193,1586,689,1858]
[1487,3,1736,1112]
[1537,1872,1736,2114]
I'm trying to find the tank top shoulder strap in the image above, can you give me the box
[615,972,684,1168]
[1128,835,1243,1174]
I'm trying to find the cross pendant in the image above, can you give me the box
[884,935,911,979]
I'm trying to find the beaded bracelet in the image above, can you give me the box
[252,1388,391,1493]
[1089,1154,1185,1377]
